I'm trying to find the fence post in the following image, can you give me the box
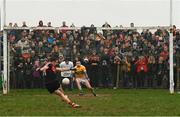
[177,54,180,90]
[116,64,120,88]
[0,72,2,89]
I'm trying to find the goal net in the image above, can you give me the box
[2,25,179,94]
[1,0,179,94]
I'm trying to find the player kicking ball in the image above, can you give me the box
[40,57,80,108]
[73,61,96,96]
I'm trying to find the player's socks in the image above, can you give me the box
[90,88,96,96]
[67,101,73,106]
[61,95,68,102]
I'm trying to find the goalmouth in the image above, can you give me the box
[2,26,174,94]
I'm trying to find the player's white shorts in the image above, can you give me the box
[75,78,89,85]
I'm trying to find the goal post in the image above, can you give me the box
[3,30,8,94]
[169,29,174,94]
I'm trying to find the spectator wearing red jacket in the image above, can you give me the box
[135,55,148,88]
[160,45,169,61]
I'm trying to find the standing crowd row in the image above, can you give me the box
[0,21,179,89]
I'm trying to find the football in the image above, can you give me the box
[62,78,70,85]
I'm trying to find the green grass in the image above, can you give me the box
[0,89,180,116]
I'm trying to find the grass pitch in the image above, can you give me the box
[0,89,180,116]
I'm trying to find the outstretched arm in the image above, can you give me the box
[40,62,51,71]
[40,65,48,71]
[56,67,70,71]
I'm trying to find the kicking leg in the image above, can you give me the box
[54,89,80,108]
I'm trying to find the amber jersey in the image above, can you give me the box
[74,65,87,79]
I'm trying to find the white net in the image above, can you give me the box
[1,0,180,94]
[2,25,179,94]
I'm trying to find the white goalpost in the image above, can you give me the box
[169,0,174,94]
[169,31,174,94]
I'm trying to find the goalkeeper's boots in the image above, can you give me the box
[79,92,84,96]
[91,89,96,96]
[79,90,84,96]
[92,92,97,97]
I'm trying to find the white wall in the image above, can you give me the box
[0,0,180,29]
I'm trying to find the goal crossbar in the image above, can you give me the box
[3,26,170,30]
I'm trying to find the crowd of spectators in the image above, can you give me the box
[0,21,180,89]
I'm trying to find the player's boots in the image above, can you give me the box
[71,103,81,108]
[79,90,84,96]
[91,88,96,96]
[92,92,96,97]
[79,92,84,96]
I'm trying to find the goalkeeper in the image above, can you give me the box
[72,61,96,96]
